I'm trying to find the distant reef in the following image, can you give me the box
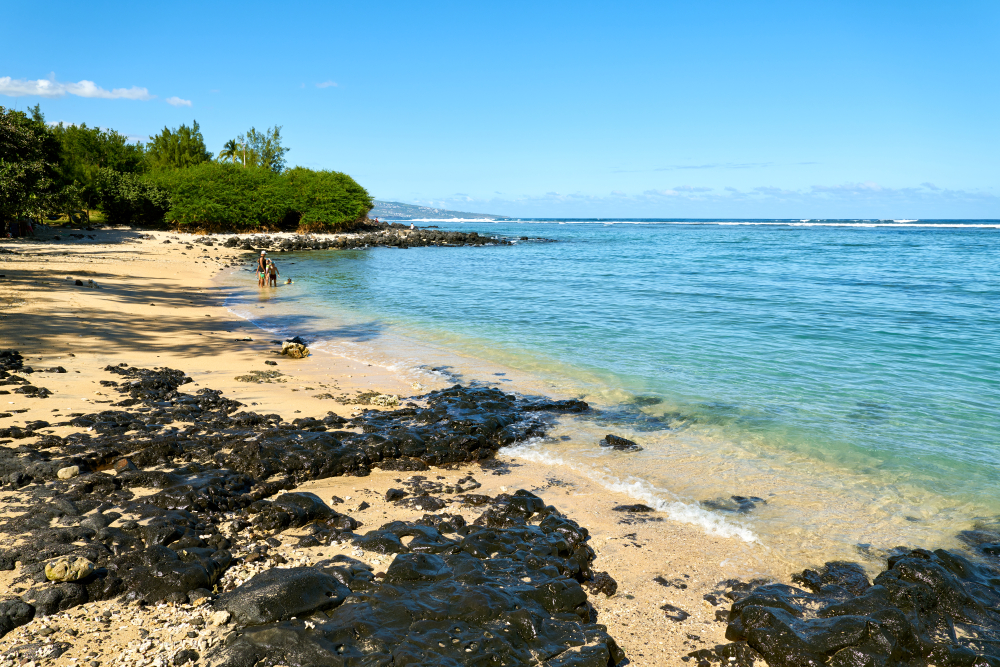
[371,200,504,220]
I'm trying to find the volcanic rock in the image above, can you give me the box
[600,434,642,452]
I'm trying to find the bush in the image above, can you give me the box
[149,162,287,232]
[96,169,172,226]
[282,167,374,232]
[148,162,373,233]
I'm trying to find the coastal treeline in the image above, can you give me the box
[0,105,372,232]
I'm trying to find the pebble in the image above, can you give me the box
[209,611,230,627]
[57,465,80,479]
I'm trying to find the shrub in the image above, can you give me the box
[282,167,374,232]
[95,169,172,226]
[148,162,373,233]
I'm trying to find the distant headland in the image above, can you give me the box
[371,200,505,220]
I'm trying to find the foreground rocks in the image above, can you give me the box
[208,490,624,666]
[0,356,623,665]
[688,549,1000,666]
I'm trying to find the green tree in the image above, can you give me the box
[148,161,289,231]
[50,122,146,208]
[239,125,288,173]
[95,168,172,226]
[146,120,213,170]
[282,167,374,231]
[146,162,373,232]
[0,106,65,223]
[217,138,245,166]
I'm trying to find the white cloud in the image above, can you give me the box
[316,80,338,88]
[165,96,192,107]
[0,74,152,100]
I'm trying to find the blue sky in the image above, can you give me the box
[3,0,998,218]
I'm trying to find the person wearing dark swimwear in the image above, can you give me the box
[257,251,267,287]
[266,259,279,287]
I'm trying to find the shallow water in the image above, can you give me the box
[218,220,1000,572]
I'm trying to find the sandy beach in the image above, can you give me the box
[0,225,780,667]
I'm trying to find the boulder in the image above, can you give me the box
[281,342,309,359]
[56,465,80,480]
[214,567,351,626]
[45,557,95,582]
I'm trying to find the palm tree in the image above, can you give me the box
[218,138,244,166]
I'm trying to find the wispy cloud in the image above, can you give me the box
[614,161,818,174]
[921,182,941,191]
[165,96,192,107]
[0,74,152,100]
[655,162,774,171]
[316,80,338,88]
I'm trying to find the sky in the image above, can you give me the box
[3,0,998,219]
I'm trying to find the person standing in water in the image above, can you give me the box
[266,258,279,287]
[257,251,267,287]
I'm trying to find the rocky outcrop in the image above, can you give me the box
[691,550,1000,667]
[0,357,625,667]
[208,492,624,667]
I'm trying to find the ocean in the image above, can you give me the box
[219,219,1000,573]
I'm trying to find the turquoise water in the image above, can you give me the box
[222,220,1000,570]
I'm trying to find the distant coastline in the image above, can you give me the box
[370,200,505,220]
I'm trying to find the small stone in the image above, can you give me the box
[57,465,80,479]
[113,458,138,473]
[209,610,231,626]
[264,360,277,366]
[173,649,198,665]
[45,556,95,582]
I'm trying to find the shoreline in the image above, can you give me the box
[4,226,999,666]
[0,226,768,665]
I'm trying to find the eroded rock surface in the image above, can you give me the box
[0,359,627,666]
[690,550,1000,667]
[208,491,624,667]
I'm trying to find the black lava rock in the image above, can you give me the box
[600,434,642,452]
[612,504,654,513]
[702,495,766,515]
[207,497,624,667]
[703,550,1000,667]
[0,600,34,638]
[215,567,352,625]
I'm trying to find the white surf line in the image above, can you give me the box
[500,439,758,543]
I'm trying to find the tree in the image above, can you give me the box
[50,122,145,208]
[95,168,171,226]
[239,125,289,173]
[0,106,65,223]
[282,167,374,231]
[146,120,213,170]
[148,161,289,231]
[218,138,244,166]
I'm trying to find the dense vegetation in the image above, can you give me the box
[0,105,372,233]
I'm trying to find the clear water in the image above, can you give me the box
[219,220,1000,573]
